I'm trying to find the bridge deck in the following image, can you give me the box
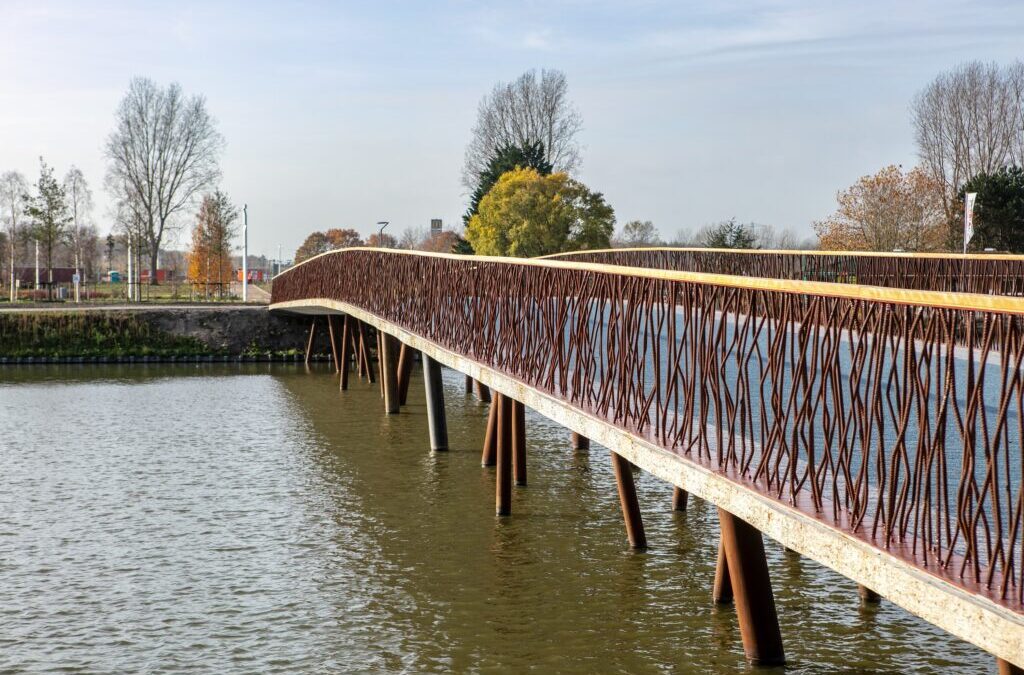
[270,248,1024,668]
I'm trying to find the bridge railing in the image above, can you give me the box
[543,247,1024,295]
[272,248,1024,611]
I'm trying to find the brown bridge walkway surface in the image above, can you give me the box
[270,247,1024,671]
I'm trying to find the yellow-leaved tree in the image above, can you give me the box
[187,191,238,298]
[814,165,947,251]
[465,167,614,257]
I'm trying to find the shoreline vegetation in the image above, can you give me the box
[0,308,317,361]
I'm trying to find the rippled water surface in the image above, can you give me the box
[0,364,990,672]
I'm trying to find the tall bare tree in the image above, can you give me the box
[0,171,29,301]
[105,77,224,284]
[63,166,93,281]
[462,69,583,190]
[912,60,1024,226]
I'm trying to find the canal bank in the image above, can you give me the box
[0,305,333,360]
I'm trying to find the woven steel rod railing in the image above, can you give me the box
[272,248,1024,612]
[544,247,1024,296]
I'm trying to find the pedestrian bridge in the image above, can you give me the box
[270,247,1024,670]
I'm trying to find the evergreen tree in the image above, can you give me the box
[463,141,553,227]
[24,158,71,296]
[959,167,1024,252]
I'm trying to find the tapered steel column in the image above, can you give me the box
[465,374,473,394]
[327,315,340,373]
[672,487,689,512]
[998,659,1024,675]
[495,393,512,516]
[377,331,385,397]
[611,452,646,549]
[381,333,400,414]
[481,399,498,466]
[304,318,317,365]
[422,354,447,451]
[858,585,880,603]
[475,379,491,403]
[339,316,351,390]
[512,400,526,485]
[713,537,733,604]
[397,344,415,406]
[571,431,590,451]
[358,321,375,383]
[718,508,785,666]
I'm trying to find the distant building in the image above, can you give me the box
[431,218,443,235]
[15,267,77,285]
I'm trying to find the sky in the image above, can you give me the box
[1,0,1023,259]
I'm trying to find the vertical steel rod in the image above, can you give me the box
[327,315,340,373]
[512,399,526,486]
[475,379,491,403]
[422,354,448,451]
[304,318,316,365]
[495,393,512,516]
[858,585,881,603]
[718,508,785,666]
[611,451,646,549]
[465,374,473,394]
[998,659,1024,675]
[481,398,498,467]
[397,344,415,406]
[339,316,351,390]
[571,431,590,451]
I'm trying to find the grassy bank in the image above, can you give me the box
[0,312,215,357]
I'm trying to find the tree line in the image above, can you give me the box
[817,60,1024,253]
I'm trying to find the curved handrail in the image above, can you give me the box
[541,246,1024,296]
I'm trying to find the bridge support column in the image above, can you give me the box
[998,658,1024,674]
[377,331,386,397]
[475,379,491,403]
[422,354,448,451]
[571,431,589,451]
[713,537,733,604]
[611,452,646,549]
[858,585,880,603]
[357,321,374,383]
[397,344,416,406]
[718,508,785,666]
[465,374,473,394]
[339,316,352,390]
[304,318,317,365]
[481,398,498,466]
[327,315,340,373]
[381,333,400,414]
[672,487,689,512]
[495,393,512,516]
[512,400,526,486]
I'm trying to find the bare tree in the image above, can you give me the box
[463,69,583,190]
[105,77,224,284]
[615,220,661,247]
[0,171,29,301]
[64,166,93,281]
[912,60,1024,225]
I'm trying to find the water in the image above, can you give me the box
[0,364,990,672]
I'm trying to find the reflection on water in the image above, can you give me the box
[0,364,986,672]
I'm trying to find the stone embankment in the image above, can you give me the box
[0,305,332,362]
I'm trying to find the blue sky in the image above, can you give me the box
[1,0,1022,258]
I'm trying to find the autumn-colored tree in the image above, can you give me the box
[294,227,364,262]
[187,191,238,298]
[466,167,615,257]
[365,232,398,248]
[420,230,461,253]
[814,165,946,252]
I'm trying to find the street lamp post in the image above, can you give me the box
[242,204,248,302]
[377,221,389,247]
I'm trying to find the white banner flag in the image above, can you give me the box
[963,192,977,253]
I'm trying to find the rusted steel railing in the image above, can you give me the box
[272,249,1024,611]
[544,247,1024,295]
